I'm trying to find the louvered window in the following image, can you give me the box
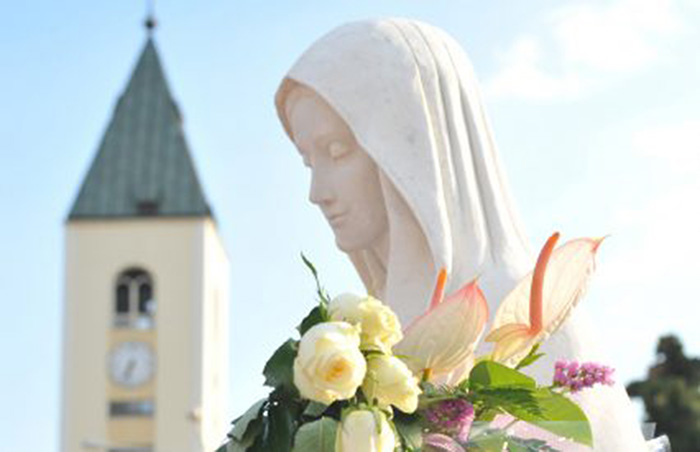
[114,268,155,329]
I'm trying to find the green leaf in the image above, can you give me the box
[303,401,329,418]
[229,399,266,442]
[393,412,423,451]
[515,388,593,447]
[301,252,319,280]
[263,400,298,452]
[298,305,327,336]
[263,340,298,394]
[246,435,267,452]
[471,387,543,419]
[502,435,561,452]
[469,360,537,389]
[225,439,254,452]
[292,417,339,452]
[471,386,591,445]
[476,409,499,422]
[221,406,265,452]
[467,427,508,451]
[301,253,330,304]
[515,343,545,371]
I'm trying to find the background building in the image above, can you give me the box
[60,22,229,452]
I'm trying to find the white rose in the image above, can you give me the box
[329,293,403,353]
[293,322,366,404]
[363,354,421,413]
[336,409,396,452]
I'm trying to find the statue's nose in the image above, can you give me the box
[308,168,334,206]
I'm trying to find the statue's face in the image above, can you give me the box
[286,86,388,252]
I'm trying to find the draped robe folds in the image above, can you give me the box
[276,19,648,451]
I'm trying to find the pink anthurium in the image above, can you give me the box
[395,269,489,382]
[485,232,604,364]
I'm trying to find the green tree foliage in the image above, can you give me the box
[627,335,700,451]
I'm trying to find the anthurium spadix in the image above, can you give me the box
[486,232,604,364]
[395,269,489,382]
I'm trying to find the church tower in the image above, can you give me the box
[61,21,229,452]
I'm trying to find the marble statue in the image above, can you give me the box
[276,18,649,451]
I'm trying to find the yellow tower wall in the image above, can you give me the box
[61,217,229,452]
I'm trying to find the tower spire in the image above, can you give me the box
[68,17,212,220]
[144,0,157,35]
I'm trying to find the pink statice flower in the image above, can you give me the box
[553,360,615,392]
[424,399,475,442]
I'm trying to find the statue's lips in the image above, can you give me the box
[327,212,347,227]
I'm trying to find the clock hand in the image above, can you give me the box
[123,359,137,381]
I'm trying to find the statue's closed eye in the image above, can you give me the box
[328,141,351,160]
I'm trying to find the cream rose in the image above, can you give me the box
[363,354,421,413]
[336,409,396,452]
[329,293,402,353]
[293,322,366,404]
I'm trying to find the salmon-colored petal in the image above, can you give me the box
[490,326,537,363]
[396,280,489,380]
[489,235,603,364]
[442,354,475,386]
[484,323,530,343]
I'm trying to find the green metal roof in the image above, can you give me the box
[69,38,212,220]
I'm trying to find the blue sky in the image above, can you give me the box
[2,1,699,450]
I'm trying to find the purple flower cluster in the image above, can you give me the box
[424,399,475,442]
[553,360,615,392]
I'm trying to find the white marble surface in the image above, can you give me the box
[277,18,649,451]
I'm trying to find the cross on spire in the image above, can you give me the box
[144,0,157,34]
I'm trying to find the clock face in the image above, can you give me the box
[109,341,155,388]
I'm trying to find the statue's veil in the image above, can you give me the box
[276,19,649,450]
[276,19,533,321]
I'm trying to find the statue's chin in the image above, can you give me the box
[334,236,358,253]
[334,233,373,254]
[333,226,389,256]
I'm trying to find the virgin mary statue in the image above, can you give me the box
[276,19,649,451]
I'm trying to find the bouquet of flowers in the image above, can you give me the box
[217,233,614,451]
